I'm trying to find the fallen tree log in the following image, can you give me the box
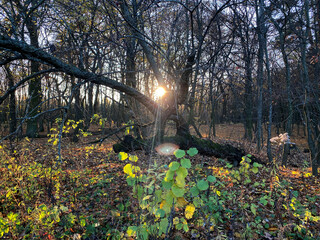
[113,134,261,166]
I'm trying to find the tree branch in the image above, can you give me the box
[0,68,59,105]
[0,35,161,115]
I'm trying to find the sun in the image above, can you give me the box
[154,87,166,99]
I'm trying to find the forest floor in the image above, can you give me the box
[0,123,319,239]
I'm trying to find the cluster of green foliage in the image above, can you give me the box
[119,150,320,240]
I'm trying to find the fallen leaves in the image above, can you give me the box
[0,136,319,239]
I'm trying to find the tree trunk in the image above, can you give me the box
[209,68,216,137]
[26,6,41,138]
[270,15,293,165]
[113,134,261,167]
[255,0,265,152]
[4,66,17,137]
[263,27,273,163]
[300,0,319,175]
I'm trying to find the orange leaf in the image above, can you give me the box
[268,227,278,231]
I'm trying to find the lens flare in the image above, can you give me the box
[155,143,179,156]
[154,87,166,99]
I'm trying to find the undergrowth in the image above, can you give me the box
[0,141,319,239]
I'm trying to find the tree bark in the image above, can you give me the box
[300,0,319,175]
[25,2,41,137]
[4,66,16,137]
[255,0,265,152]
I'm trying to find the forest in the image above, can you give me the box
[0,0,319,239]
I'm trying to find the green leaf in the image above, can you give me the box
[137,185,144,200]
[80,218,86,227]
[190,186,199,197]
[159,218,169,235]
[182,222,189,232]
[197,180,209,191]
[139,226,149,240]
[162,179,173,190]
[126,176,135,186]
[253,162,262,168]
[118,152,128,161]
[251,204,257,216]
[172,185,185,197]
[259,196,268,206]
[127,226,138,236]
[207,175,216,183]
[174,149,185,159]
[176,175,186,188]
[187,148,198,157]
[226,163,233,168]
[251,167,259,174]
[162,200,172,213]
[164,191,174,204]
[60,205,68,212]
[165,170,175,181]
[155,209,165,218]
[192,197,202,207]
[176,167,188,178]
[176,223,183,230]
[169,161,180,171]
[181,158,191,168]
[155,189,163,201]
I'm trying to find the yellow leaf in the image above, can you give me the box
[185,204,195,219]
[123,164,132,175]
[290,203,296,211]
[53,139,58,146]
[119,152,128,161]
[129,155,138,162]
